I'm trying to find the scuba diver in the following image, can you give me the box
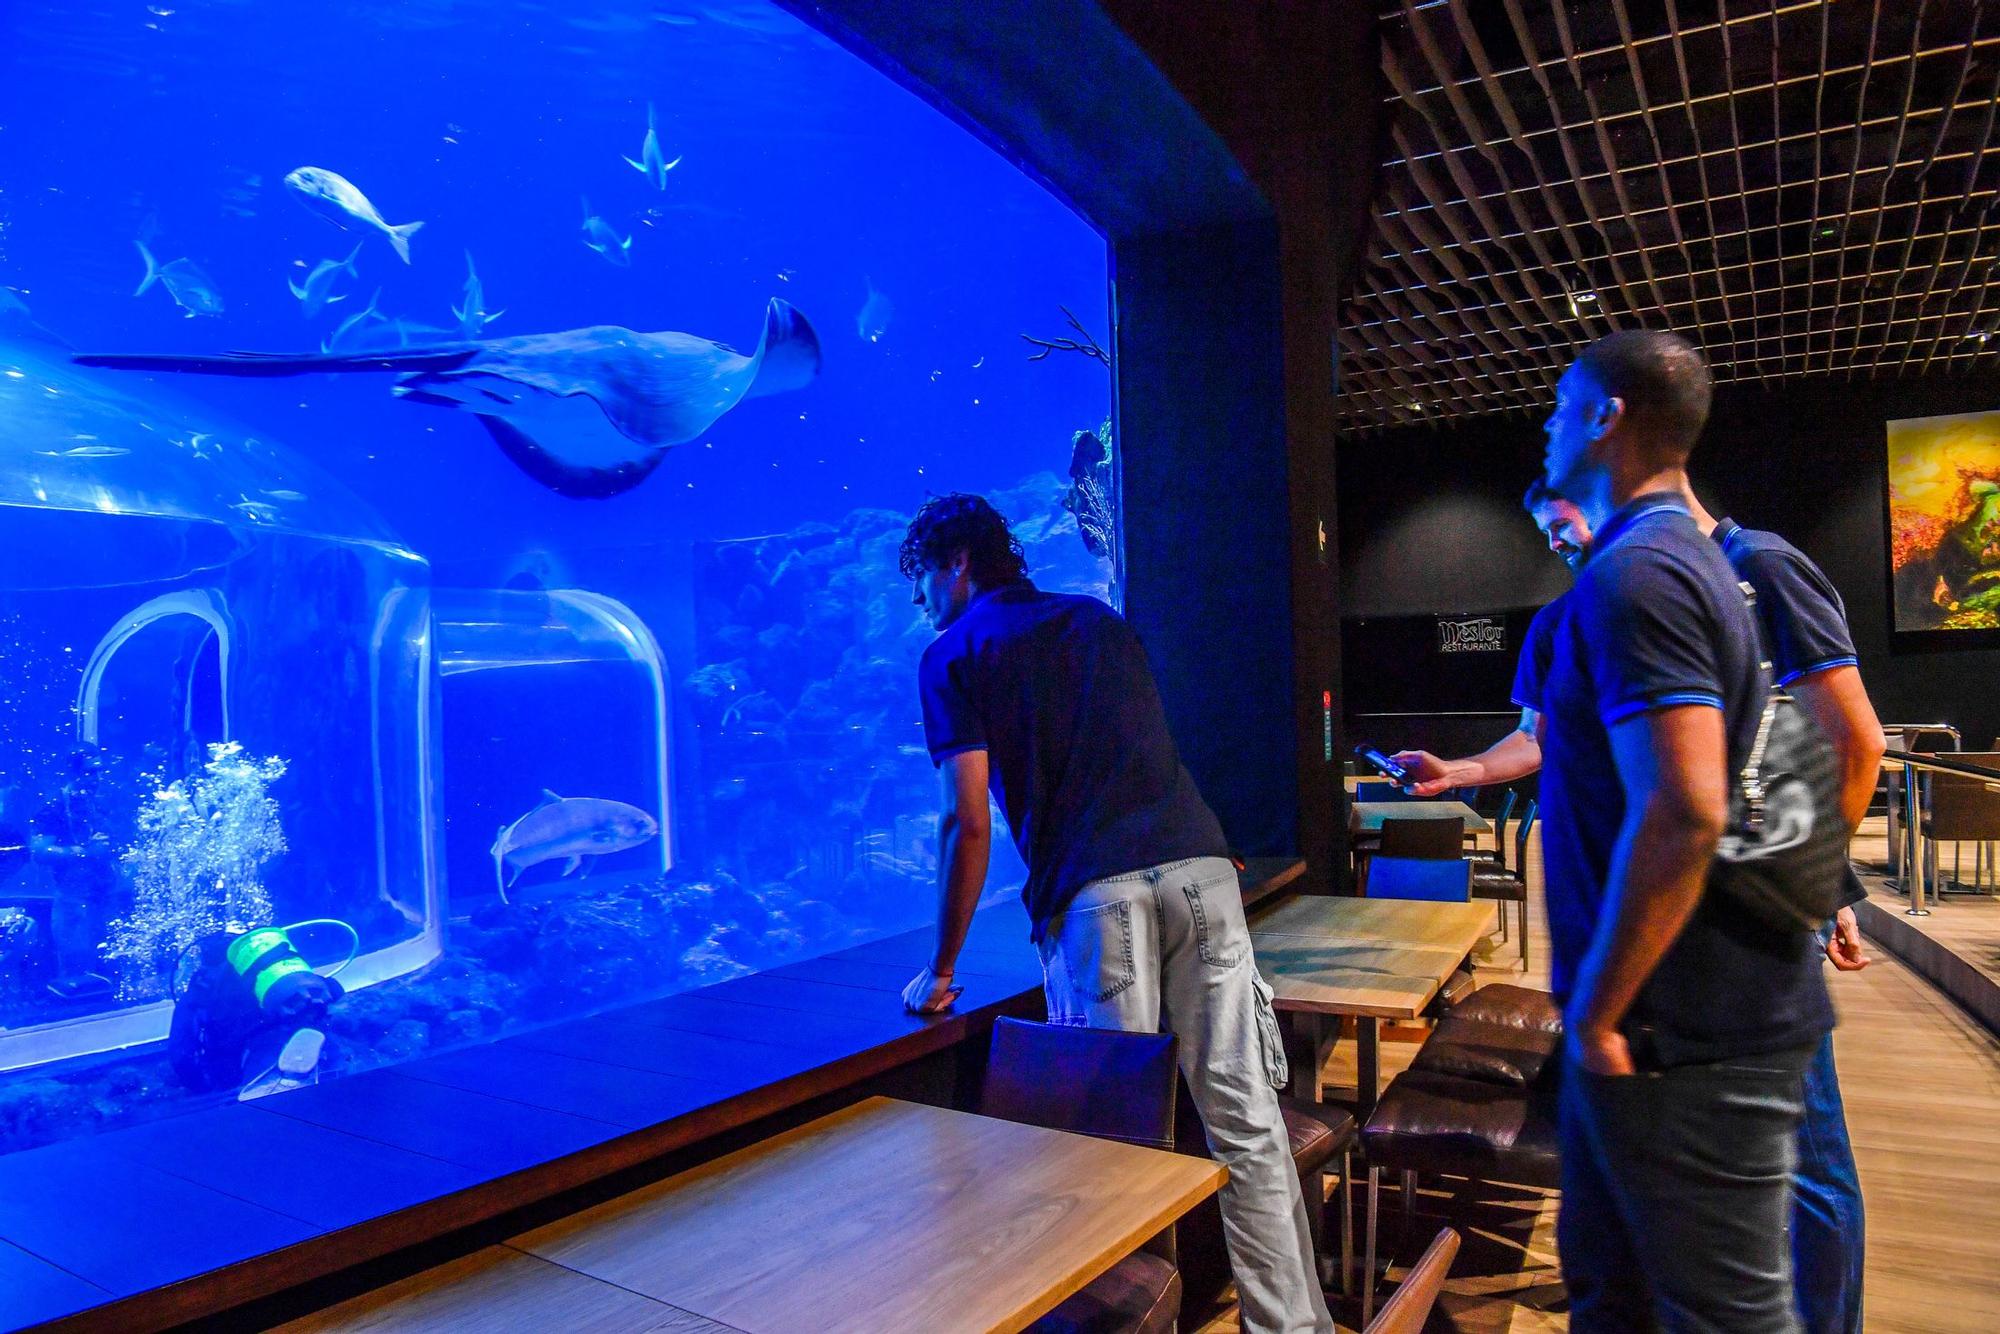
[169,919,356,1100]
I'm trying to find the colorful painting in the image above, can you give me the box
[1886,409,2000,632]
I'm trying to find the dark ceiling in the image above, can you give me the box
[1335,0,2000,432]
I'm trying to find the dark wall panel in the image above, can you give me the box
[1337,371,2000,751]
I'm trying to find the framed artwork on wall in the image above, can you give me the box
[1885,408,2000,647]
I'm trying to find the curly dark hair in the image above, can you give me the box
[899,493,1028,584]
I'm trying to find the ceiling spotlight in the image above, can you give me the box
[1564,267,1599,319]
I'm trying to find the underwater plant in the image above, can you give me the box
[101,742,288,1000]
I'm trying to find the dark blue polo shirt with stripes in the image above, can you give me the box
[1527,492,1834,1064]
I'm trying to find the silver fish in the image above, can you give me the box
[450,251,504,337]
[621,102,683,189]
[856,276,891,344]
[284,166,423,265]
[322,288,384,353]
[36,445,130,459]
[133,242,223,318]
[289,243,362,319]
[74,297,823,500]
[489,789,658,901]
[580,197,632,267]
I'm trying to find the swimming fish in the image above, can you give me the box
[284,166,424,265]
[0,289,68,347]
[450,250,504,338]
[74,297,823,499]
[289,243,362,318]
[36,445,130,459]
[580,197,632,266]
[621,102,683,189]
[133,242,223,318]
[856,276,891,344]
[321,287,384,353]
[490,789,658,902]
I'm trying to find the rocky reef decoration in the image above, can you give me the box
[1062,418,1117,577]
[100,741,287,1000]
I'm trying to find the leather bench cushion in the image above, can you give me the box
[1470,869,1527,901]
[1410,1014,1559,1089]
[1449,983,1563,1034]
[1360,1070,1561,1188]
[1027,1251,1181,1334]
[1277,1096,1356,1176]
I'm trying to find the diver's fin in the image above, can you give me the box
[74,345,479,376]
[133,241,160,298]
[743,298,823,400]
[385,219,423,265]
[562,855,584,877]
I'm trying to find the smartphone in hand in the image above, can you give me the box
[1354,744,1410,785]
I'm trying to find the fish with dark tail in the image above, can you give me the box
[73,298,821,498]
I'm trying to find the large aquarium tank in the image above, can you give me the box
[0,0,1114,1156]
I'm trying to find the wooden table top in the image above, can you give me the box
[1249,896,1494,1020]
[1350,800,1492,835]
[471,1097,1224,1334]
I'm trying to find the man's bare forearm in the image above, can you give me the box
[931,812,989,973]
[1461,724,1544,786]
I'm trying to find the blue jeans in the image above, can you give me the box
[1040,856,1332,1334]
[1559,1043,1814,1332]
[1793,1032,1864,1333]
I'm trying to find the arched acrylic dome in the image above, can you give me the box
[0,337,419,590]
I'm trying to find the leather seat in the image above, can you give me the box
[1360,1069,1560,1188]
[1446,982,1561,1034]
[1028,1251,1181,1334]
[1280,1094,1355,1175]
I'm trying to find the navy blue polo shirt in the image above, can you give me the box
[917,581,1228,942]
[1534,494,1833,1064]
[1712,519,1859,686]
[1715,517,1867,912]
[1509,591,1570,712]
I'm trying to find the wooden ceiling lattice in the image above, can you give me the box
[1336,0,2000,433]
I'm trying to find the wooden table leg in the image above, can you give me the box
[1283,1012,1323,1102]
[1356,1017,1380,1121]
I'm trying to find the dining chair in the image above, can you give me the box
[1377,817,1465,860]
[1363,1227,1461,1334]
[1472,800,1537,968]
[983,1018,1183,1333]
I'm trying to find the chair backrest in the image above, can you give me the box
[1926,752,2000,838]
[1364,856,1472,902]
[983,1018,1180,1262]
[1490,790,1519,869]
[1365,1228,1461,1334]
[1512,799,1539,880]
[1355,779,1411,803]
[983,1017,1179,1149]
[1379,816,1465,860]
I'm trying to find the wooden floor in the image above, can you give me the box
[1198,819,2000,1333]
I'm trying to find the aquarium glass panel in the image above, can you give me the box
[0,0,1113,1158]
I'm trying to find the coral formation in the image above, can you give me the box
[100,742,287,1000]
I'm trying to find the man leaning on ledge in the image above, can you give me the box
[896,493,1332,1334]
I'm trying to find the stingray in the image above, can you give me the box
[74,297,821,498]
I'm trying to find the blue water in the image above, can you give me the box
[0,0,1111,1152]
